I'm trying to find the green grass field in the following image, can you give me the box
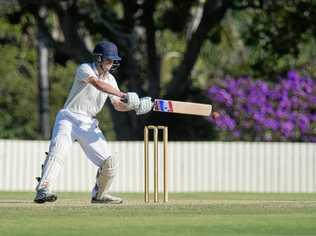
[0,192,316,236]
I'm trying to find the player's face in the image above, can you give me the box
[101,59,113,72]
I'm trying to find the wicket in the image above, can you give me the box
[144,125,168,203]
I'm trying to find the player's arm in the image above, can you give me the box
[84,76,143,112]
[84,76,126,98]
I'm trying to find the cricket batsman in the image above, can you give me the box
[34,41,153,204]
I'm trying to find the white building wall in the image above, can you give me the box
[0,140,315,192]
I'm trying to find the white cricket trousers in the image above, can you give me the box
[50,109,111,167]
[38,109,111,191]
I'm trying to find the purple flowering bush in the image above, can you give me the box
[207,70,316,142]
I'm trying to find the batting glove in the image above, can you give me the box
[135,97,153,115]
[123,92,140,110]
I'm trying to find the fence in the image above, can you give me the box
[0,140,315,192]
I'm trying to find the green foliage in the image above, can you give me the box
[49,61,76,125]
[156,0,197,33]
[158,30,185,90]
[0,45,39,139]
[0,4,116,139]
[192,7,316,83]
[0,9,40,139]
[239,1,316,78]
[192,13,252,85]
[1,0,316,140]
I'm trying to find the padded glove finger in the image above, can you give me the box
[136,97,153,115]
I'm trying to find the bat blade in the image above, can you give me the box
[153,99,212,116]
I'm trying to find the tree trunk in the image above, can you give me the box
[37,6,50,139]
[156,0,229,140]
[166,0,229,99]
[143,0,160,98]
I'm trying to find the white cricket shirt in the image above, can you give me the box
[64,63,120,117]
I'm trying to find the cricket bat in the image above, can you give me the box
[153,99,212,116]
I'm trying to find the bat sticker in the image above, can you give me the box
[154,99,173,112]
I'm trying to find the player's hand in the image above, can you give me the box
[135,97,153,115]
[122,92,140,110]
[211,111,220,119]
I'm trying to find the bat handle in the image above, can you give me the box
[120,95,128,103]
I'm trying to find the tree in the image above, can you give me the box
[240,0,316,78]
[2,0,316,140]
[6,0,228,140]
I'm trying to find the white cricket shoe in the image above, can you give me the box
[91,194,123,204]
[34,188,58,204]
